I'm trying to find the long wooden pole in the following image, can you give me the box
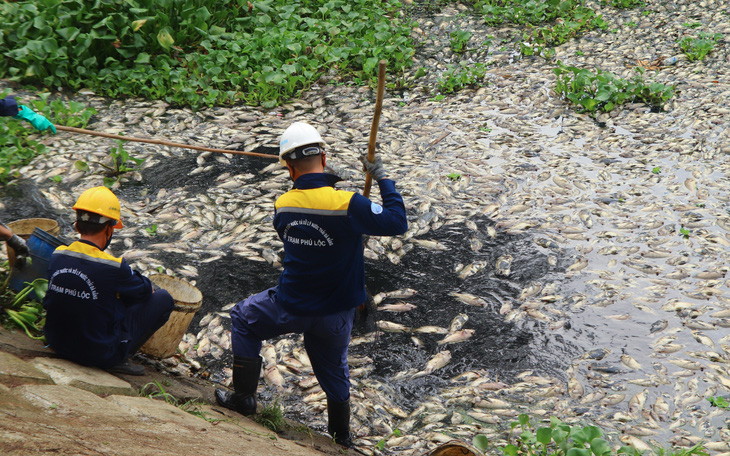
[55,125,278,160]
[362,60,387,199]
[357,61,387,317]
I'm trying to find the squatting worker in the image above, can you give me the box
[216,122,408,447]
[42,186,174,376]
[0,95,56,133]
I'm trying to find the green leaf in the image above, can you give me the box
[579,97,599,111]
[567,449,591,456]
[157,29,175,50]
[74,160,90,172]
[473,435,489,452]
[552,427,569,444]
[103,177,117,188]
[518,414,530,426]
[131,19,147,32]
[135,53,151,64]
[590,438,611,456]
[583,426,602,441]
[32,279,48,300]
[503,444,519,456]
[536,427,552,445]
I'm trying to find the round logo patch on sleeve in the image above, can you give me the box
[370,202,383,214]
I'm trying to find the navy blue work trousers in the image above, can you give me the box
[230,287,355,403]
[119,289,174,361]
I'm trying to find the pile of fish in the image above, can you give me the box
[2,0,730,453]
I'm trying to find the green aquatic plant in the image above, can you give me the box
[553,62,675,113]
[0,0,416,109]
[601,0,644,8]
[450,30,473,53]
[476,0,606,58]
[708,396,730,409]
[473,414,709,456]
[141,380,227,423]
[102,140,145,188]
[437,62,489,94]
[679,32,722,62]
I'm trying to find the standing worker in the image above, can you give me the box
[1,95,56,133]
[215,122,408,447]
[42,186,174,375]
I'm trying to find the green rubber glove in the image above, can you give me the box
[14,105,56,133]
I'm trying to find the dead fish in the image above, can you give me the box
[373,288,419,304]
[458,260,488,279]
[650,319,668,333]
[437,329,475,345]
[568,375,584,399]
[448,313,469,333]
[414,325,450,334]
[378,302,418,312]
[412,239,448,251]
[495,254,513,277]
[412,350,452,378]
[449,292,488,307]
[621,354,642,370]
[376,320,411,333]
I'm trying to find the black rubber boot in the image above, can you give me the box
[215,356,262,416]
[327,397,353,448]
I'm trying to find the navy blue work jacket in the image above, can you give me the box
[42,240,153,367]
[273,173,407,316]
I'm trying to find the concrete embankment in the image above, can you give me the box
[0,329,356,456]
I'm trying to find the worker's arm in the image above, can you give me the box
[116,259,153,305]
[348,177,408,236]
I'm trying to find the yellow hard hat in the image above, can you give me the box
[72,186,123,228]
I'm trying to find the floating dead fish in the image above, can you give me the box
[437,329,475,345]
[378,302,418,312]
[412,351,452,378]
[449,292,488,307]
[458,261,488,279]
[495,254,513,277]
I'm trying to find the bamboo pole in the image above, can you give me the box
[55,125,278,160]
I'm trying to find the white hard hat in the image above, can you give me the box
[279,122,326,166]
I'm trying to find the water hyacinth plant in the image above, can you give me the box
[475,0,607,58]
[553,62,675,113]
[472,414,709,456]
[679,32,722,62]
[0,0,416,109]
